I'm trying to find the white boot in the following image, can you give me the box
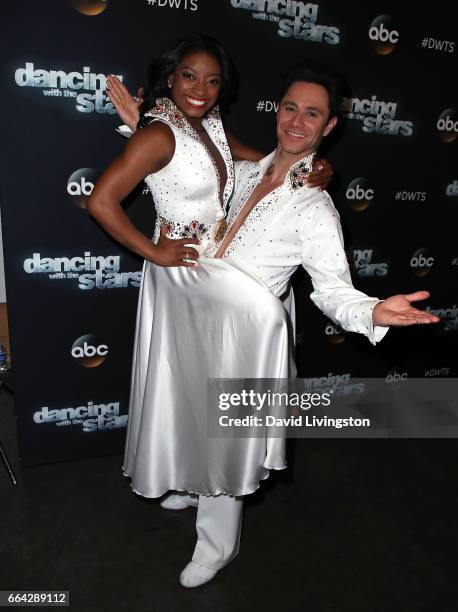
[160,492,198,510]
[179,561,218,588]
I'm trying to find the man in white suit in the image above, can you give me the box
[159,60,439,587]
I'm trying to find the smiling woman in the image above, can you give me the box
[88,35,238,266]
[164,54,221,114]
[86,34,250,588]
[138,34,238,120]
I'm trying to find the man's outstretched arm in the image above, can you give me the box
[300,193,439,344]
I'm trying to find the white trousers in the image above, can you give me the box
[191,494,244,571]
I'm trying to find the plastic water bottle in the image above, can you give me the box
[0,345,8,372]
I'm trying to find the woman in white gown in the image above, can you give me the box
[88,35,332,587]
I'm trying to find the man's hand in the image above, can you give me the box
[107,75,142,132]
[372,291,440,326]
[151,227,200,267]
[306,158,333,190]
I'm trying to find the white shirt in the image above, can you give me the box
[218,151,388,345]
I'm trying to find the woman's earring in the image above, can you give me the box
[167,81,172,88]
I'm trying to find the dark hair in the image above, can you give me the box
[279,59,344,119]
[139,34,238,118]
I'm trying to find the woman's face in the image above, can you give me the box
[169,51,222,120]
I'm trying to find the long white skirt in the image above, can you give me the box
[122,256,293,497]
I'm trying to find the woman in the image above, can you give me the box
[88,35,332,588]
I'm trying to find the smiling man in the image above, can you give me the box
[214,60,433,333]
[160,60,438,588]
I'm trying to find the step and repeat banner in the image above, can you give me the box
[0,0,456,464]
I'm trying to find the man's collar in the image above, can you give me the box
[257,150,317,191]
[258,151,276,175]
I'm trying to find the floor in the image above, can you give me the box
[1,383,457,612]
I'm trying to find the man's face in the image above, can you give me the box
[276,81,337,157]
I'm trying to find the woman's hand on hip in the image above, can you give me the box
[151,227,200,267]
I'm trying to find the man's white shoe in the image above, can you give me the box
[179,561,218,588]
[160,493,198,510]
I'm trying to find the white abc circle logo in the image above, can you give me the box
[345,177,374,211]
[72,343,108,357]
[369,15,399,54]
[410,248,434,276]
[437,108,458,143]
[71,334,108,368]
[67,168,99,208]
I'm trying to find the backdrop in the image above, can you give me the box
[1,0,456,464]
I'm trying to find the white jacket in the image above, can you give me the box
[220,151,388,345]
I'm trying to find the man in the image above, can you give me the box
[102,61,438,588]
[145,61,439,587]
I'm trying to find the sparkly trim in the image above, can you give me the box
[198,139,222,210]
[289,152,316,191]
[223,189,284,258]
[159,216,209,240]
[203,110,234,205]
[142,97,220,139]
[158,216,228,244]
[214,218,228,243]
[224,169,261,234]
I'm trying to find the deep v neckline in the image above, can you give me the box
[215,177,285,258]
[198,129,228,207]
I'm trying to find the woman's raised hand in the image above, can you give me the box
[107,75,143,132]
[307,158,334,190]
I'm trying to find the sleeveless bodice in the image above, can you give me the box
[141,98,234,256]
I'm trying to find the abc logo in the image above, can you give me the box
[410,248,434,277]
[325,323,346,344]
[386,370,408,383]
[437,108,458,143]
[345,177,374,211]
[369,15,399,55]
[71,334,108,368]
[69,1,109,15]
[67,168,99,208]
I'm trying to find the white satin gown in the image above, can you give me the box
[122,99,292,498]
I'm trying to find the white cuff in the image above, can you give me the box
[367,300,389,346]
[115,124,133,138]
